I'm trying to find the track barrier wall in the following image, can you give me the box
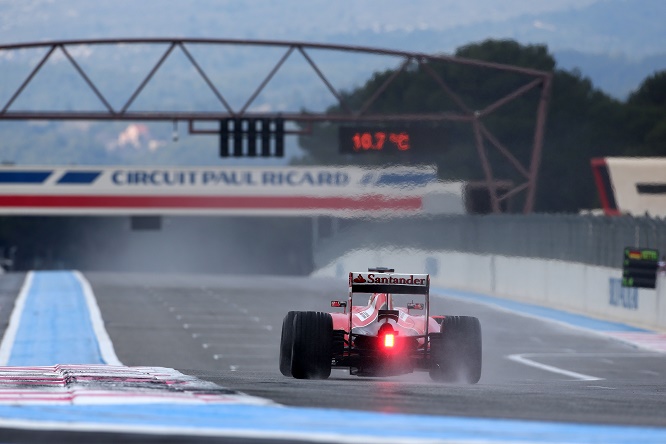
[313,215,666,271]
[312,248,666,331]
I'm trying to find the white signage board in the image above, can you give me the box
[0,165,464,216]
[602,157,666,218]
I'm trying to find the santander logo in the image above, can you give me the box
[353,273,426,286]
[353,274,367,283]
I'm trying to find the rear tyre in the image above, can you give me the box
[429,315,482,384]
[279,311,297,376]
[291,311,333,379]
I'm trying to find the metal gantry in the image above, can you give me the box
[0,38,552,213]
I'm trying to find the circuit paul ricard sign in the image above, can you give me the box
[0,165,465,217]
[622,247,659,289]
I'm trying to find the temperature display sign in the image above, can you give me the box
[339,126,446,154]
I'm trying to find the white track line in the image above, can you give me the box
[73,271,123,366]
[0,271,34,365]
[507,354,603,381]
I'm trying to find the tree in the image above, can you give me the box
[538,69,632,212]
[626,70,666,155]
[296,39,635,212]
[296,40,557,183]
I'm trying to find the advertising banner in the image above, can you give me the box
[0,165,464,216]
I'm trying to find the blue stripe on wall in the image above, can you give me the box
[375,172,437,187]
[0,171,51,184]
[57,171,102,184]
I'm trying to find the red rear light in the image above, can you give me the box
[384,333,395,348]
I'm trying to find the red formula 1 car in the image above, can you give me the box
[280,267,482,382]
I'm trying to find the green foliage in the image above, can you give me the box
[455,40,556,71]
[296,39,666,213]
[625,71,666,155]
[536,70,633,212]
[628,71,666,108]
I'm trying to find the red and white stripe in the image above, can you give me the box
[0,364,272,405]
[605,332,666,352]
[0,194,424,216]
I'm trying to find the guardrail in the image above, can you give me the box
[314,214,666,270]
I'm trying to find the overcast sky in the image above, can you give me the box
[0,0,601,43]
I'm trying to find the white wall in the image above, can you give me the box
[312,249,666,331]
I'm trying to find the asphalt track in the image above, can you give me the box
[90,272,666,423]
[1,272,666,442]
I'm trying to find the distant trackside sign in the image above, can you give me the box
[0,165,464,217]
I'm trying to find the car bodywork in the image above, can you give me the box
[280,268,482,383]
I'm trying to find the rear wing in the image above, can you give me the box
[349,272,430,295]
[346,271,431,344]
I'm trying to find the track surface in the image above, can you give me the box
[74,272,666,428]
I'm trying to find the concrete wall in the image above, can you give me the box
[312,249,666,331]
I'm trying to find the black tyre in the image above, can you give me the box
[279,311,297,376]
[429,315,482,384]
[290,311,333,379]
